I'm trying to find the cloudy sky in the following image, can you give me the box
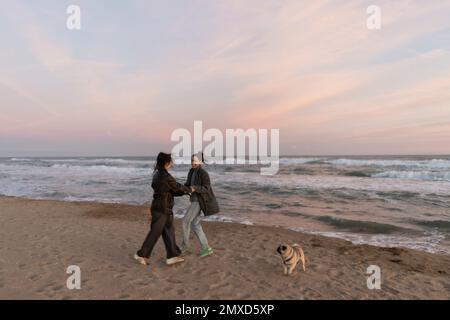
[1,0,449,156]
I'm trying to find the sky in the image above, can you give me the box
[0,0,450,156]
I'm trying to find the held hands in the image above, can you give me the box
[187,186,196,196]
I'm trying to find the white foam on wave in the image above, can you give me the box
[279,157,323,165]
[49,163,149,174]
[326,158,450,169]
[174,210,252,225]
[288,227,448,255]
[212,171,450,196]
[37,158,84,162]
[61,195,125,204]
[42,158,154,165]
[373,170,450,182]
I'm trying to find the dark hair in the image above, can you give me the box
[191,152,203,161]
[155,152,172,170]
[192,152,206,164]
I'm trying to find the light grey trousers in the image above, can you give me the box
[182,201,209,250]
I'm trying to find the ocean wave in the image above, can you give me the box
[174,211,248,224]
[43,158,154,166]
[279,157,324,165]
[2,158,155,171]
[372,171,450,181]
[375,191,419,200]
[35,158,82,162]
[413,220,450,231]
[315,216,405,234]
[288,227,448,255]
[49,164,150,174]
[343,171,372,177]
[265,203,283,209]
[211,171,450,196]
[327,158,450,169]
[85,158,154,166]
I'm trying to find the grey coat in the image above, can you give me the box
[185,167,219,216]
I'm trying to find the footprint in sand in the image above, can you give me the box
[177,289,186,295]
[382,286,400,295]
[35,288,46,294]
[327,268,346,281]
[219,271,232,280]
[28,274,40,281]
[235,256,250,263]
[52,285,64,292]
[166,278,183,285]
[210,281,231,290]
[390,258,402,263]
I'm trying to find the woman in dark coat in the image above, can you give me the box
[134,152,191,266]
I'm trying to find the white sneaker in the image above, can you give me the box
[134,253,149,265]
[166,256,185,265]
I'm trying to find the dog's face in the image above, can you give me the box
[277,244,291,258]
[276,243,306,275]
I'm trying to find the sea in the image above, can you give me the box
[1,155,449,255]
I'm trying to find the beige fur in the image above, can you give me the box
[277,243,306,275]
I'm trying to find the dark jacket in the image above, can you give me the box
[185,167,219,216]
[150,168,190,215]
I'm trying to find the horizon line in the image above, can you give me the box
[1,154,449,158]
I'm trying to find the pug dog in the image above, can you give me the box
[277,243,306,275]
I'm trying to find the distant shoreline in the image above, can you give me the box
[1,154,449,159]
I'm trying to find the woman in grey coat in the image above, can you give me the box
[181,153,219,257]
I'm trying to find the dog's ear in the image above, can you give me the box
[281,245,287,251]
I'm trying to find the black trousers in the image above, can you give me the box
[138,210,181,259]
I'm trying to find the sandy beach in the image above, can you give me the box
[0,196,449,300]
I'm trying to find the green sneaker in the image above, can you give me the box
[180,244,191,254]
[198,247,213,258]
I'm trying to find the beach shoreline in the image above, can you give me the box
[0,196,449,299]
[2,156,450,255]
